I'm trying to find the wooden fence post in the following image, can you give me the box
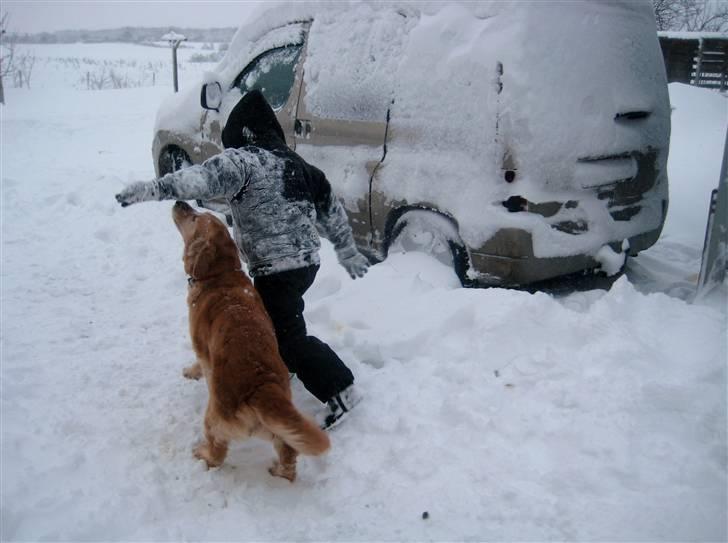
[694,38,705,86]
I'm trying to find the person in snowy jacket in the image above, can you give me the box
[116,90,369,429]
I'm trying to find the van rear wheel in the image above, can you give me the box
[159,147,233,226]
[388,211,472,287]
[158,146,191,176]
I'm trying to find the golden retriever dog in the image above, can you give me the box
[172,200,330,481]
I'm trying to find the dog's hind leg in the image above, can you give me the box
[268,437,298,482]
[194,409,229,469]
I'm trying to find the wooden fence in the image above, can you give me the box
[659,32,728,91]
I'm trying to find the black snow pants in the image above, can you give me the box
[254,265,354,403]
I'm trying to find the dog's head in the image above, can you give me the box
[172,201,240,281]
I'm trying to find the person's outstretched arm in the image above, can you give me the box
[309,166,370,279]
[116,151,247,207]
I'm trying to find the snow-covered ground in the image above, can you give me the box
[1,44,726,541]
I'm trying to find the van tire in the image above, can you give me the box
[387,210,472,287]
[158,147,234,226]
[158,146,191,176]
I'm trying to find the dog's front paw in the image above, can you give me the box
[269,460,296,482]
[194,444,223,469]
[183,363,203,380]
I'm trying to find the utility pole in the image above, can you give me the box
[162,31,186,93]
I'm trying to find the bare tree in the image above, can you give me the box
[653,0,728,32]
[681,0,728,31]
[653,0,680,31]
[1,11,16,104]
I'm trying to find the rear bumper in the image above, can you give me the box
[467,225,663,287]
[467,146,669,287]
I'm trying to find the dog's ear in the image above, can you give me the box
[184,238,217,280]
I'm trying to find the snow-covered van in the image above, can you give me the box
[152,1,670,287]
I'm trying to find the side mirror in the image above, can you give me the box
[201,82,222,111]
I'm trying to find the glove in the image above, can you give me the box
[115,180,160,207]
[337,246,370,279]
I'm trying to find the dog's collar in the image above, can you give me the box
[187,269,244,287]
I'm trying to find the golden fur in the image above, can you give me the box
[172,201,329,482]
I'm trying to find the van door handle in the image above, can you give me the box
[294,119,312,138]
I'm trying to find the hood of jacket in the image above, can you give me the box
[221,90,287,150]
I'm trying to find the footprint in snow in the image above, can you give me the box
[66,191,83,207]
[94,228,117,243]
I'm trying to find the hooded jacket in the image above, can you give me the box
[152,90,360,277]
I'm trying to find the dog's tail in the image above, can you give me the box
[251,386,330,456]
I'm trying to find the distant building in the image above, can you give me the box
[658,31,728,91]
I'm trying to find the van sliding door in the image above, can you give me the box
[293,11,408,250]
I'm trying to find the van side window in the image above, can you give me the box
[233,45,303,110]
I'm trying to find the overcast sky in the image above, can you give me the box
[3,1,263,33]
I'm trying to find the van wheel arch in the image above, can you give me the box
[158,145,192,176]
[384,207,473,287]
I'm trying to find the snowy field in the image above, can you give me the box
[6,42,217,91]
[1,44,727,541]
